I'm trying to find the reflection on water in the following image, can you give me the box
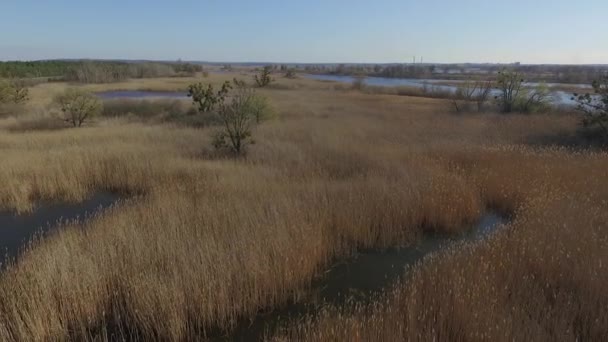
[0,193,120,267]
[94,77,591,107]
[305,74,588,106]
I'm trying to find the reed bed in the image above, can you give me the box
[0,76,605,340]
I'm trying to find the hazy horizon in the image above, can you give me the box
[2,0,607,64]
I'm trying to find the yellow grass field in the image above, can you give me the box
[0,72,605,340]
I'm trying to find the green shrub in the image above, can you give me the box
[495,69,552,113]
[187,81,232,113]
[0,79,28,105]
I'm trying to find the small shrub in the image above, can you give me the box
[515,83,552,113]
[54,88,103,127]
[0,79,28,105]
[254,66,274,88]
[187,81,232,113]
[495,69,552,114]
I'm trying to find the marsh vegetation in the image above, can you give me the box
[0,68,605,341]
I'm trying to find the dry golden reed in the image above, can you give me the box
[0,73,604,340]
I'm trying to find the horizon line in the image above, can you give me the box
[1,58,608,67]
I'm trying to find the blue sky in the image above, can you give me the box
[1,0,607,64]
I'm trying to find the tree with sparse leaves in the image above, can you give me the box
[254,66,274,87]
[494,69,551,114]
[495,69,524,113]
[213,79,272,155]
[54,88,102,127]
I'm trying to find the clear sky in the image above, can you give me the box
[1,0,607,64]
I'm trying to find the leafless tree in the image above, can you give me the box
[452,79,493,112]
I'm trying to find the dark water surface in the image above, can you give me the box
[0,193,120,267]
[218,213,506,341]
[0,195,506,340]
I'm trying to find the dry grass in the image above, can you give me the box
[0,75,605,340]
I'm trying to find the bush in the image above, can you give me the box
[213,79,272,155]
[0,79,28,105]
[254,66,274,88]
[54,88,103,127]
[187,81,232,113]
[514,83,552,113]
[495,69,552,114]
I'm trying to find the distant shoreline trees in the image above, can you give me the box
[0,60,203,83]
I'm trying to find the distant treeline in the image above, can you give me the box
[298,63,608,84]
[0,60,204,83]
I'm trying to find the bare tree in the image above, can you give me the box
[452,79,493,112]
[475,79,493,111]
[54,88,102,127]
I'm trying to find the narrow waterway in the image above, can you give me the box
[216,213,507,341]
[0,193,121,268]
